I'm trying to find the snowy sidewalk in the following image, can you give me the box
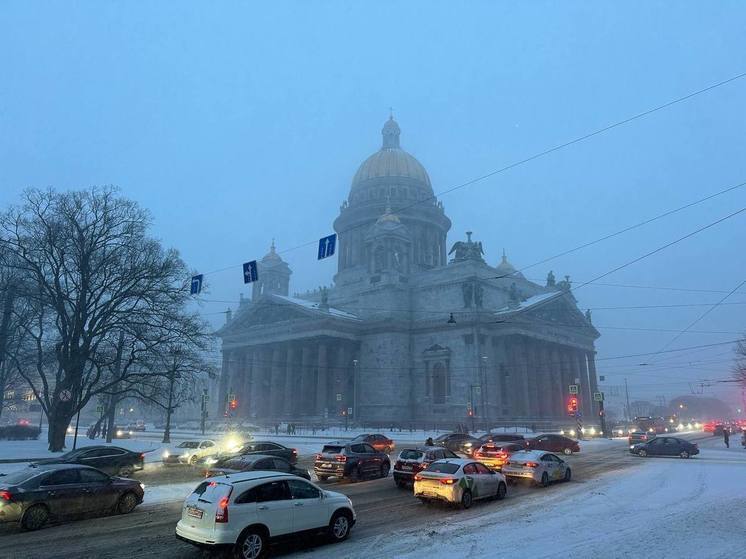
[300,439,746,559]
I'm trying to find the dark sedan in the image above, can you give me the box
[393,446,459,487]
[433,433,483,456]
[34,445,145,477]
[0,463,144,530]
[525,434,580,455]
[314,442,390,481]
[204,454,310,479]
[197,440,298,466]
[479,433,525,444]
[631,437,699,459]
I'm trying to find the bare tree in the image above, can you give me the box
[0,187,212,451]
[734,337,746,387]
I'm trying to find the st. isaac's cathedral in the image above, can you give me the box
[216,117,600,427]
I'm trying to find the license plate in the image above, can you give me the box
[187,507,203,519]
[401,465,412,471]
[322,463,331,468]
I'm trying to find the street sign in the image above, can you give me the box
[190,274,203,295]
[228,393,236,402]
[59,389,72,402]
[96,405,104,414]
[242,260,258,284]
[347,407,353,416]
[336,393,342,401]
[569,384,578,395]
[317,234,337,260]
[594,392,604,402]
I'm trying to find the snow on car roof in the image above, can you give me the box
[509,450,547,461]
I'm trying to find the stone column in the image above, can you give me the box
[549,346,563,418]
[523,341,539,419]
[270,346,284,419]
[233,350,248,417]
[557,348,572,417]
[539,344,554,418]
[316,342,328,417]
[249,350,262,419]
[300,344,314,415]
[512,338,531,418]
[217,349,232,417]
[283,346,296,417]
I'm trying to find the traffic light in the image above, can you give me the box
[229,399,238,411]
[567,396,578,414]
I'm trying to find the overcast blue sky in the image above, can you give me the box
[2,2,745,410]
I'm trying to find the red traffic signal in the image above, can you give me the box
[229,399,238,410]
[567,397,578,414]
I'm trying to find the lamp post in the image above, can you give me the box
[469,384,481,432]
[352,359,358,426]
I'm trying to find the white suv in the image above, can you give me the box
[175,471,356,559]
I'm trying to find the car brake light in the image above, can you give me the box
[215,495,230,523]
[292,449,297,455]
[440,478,456,485]
[335,455,346,462]
[414,474,423,481]
[525,461,539,468]
[139,453,145,460]
[0,490,12,501]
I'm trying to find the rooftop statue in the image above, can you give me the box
[448,231,485,262]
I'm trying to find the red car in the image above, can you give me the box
[525,434,580,455]
[350,433,395,453]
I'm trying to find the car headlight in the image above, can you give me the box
[116,430,124,436]
[204,457,218,465]
[139,483,145,490]
[163,450,170,459]
[569,430,576,436]
[464,443,472,447]
[589,427,596,435]
[129,431,134,435]
[560,430,565,435]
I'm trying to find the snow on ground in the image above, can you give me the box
[141,481,199,506]
[298,438,746,559]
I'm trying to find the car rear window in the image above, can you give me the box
[0,468,38,485]
[399,450,424,461]
[425,462,460,474]
[321,445,344,454]
[192,481,232,503]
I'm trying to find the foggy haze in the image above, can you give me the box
[2,1,745,411]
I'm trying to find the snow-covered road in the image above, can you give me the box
[301,436,745,559]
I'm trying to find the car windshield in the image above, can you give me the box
[351,434,367,441]
[177,442,200,449]
[425,462,460,474]
[399,450,424,460]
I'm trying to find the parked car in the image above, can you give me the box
[628,430,656,449]
[162,440,218,465]
[349,433,395,454]
[524,434,580,455]
[128,421,146,432]
[631,437,699,459]
[176,471,356,558]
[314,442,390,481]
[479,433,525,443]
[472,442,525,470]
[34,445,145,477]
[392,446,459,487]
[205,454,311,480]
[196,440,298,467]
[502,450,572,487]
[413,459,507,508]
[433,433,483,456]
[0,463,144,530]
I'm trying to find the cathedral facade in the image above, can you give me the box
[217,118,600,428]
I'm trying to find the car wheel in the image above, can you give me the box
[461,490,473,509]
[235,529,267,559]
[638,449,648,457]
[117,492,139,514]
[318,475,329,482]
[352,465,363,482]
[189,455,198,465]
[540,472,550,488]
[564,468,572,482]
[418,497,431,506]
[328,510,353,542]
[118,466,134,477]
[495,482,507,501]
[380,462,390,479]
[563,447,572,455]
[680,451,690,459]
[21,504,49,531]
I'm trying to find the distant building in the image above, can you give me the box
[217,117,600,427]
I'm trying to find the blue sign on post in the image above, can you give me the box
[190,274,203,295]
[242,260,258,284]
[317,233,337,260]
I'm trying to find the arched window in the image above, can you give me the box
[432,362,446,404]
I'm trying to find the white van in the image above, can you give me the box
[176,471,356,559]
